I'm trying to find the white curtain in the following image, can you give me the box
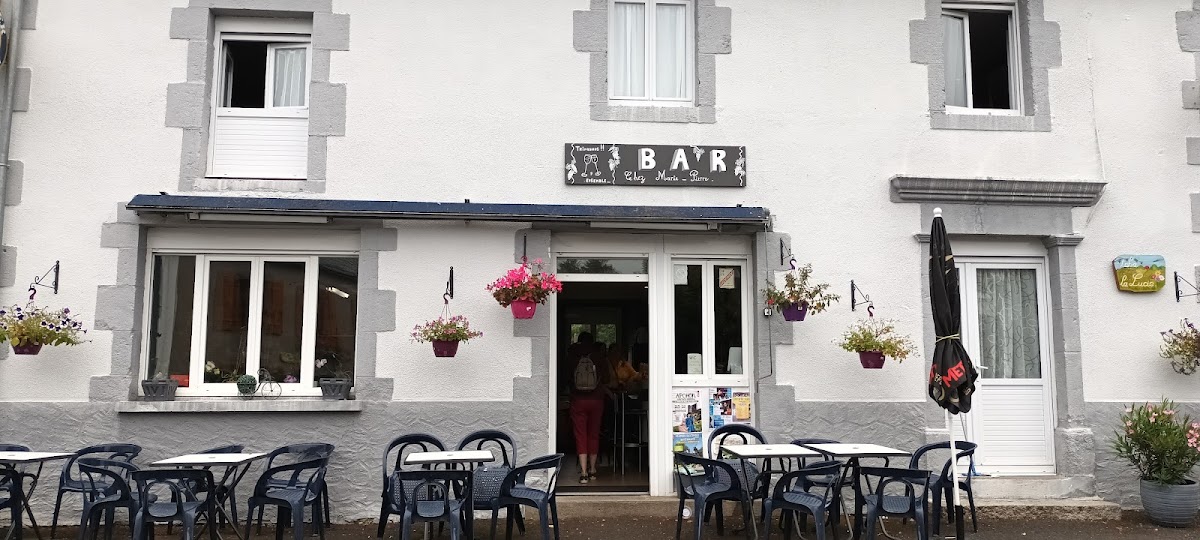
[151,256,180,378]
[943,14,968,107]
[272,47,307,107]
[976,269,1042,379]
[612,2,646,98]
[655,3,688,99]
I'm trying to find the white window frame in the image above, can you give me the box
[140,249,358,398]
[942,1,1024,116]
[607,0,696,106]
[669,259,751,388]
[207,18,313,179]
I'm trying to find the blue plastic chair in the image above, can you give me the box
[910,441,978,534]
[761,461,844,540]
[76,458,141,540]
[706,425,769,529]
[0,468,21,537]
[860,467,933,540]
[395,469,471,540]
[255,443,334,533]
[244,458,327,540]
[130,468,217,540]
[489,454,562,540]
[457,430,525,534]
[674,452,749,540]
[0,444,41,533]
[378,434,446,538]
[52,444,142,540]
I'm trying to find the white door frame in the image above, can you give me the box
[957,256,1057,475]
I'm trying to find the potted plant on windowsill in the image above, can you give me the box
[412,315,482,358]
[487,259,563,319]
[1161,319,1200,375]
[140,372,179,401]
[763,264,839,322]
[316,353,353,400]
[836,318,916,369]
[0,304,86,355]
[230,374,257,399]
[1114,399,1200,527]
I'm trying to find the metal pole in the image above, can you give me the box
[946,410,966,539]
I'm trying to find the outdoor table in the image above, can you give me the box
[0,452,74,540]
[403,450,496,540]
[150,452,267,540]
[799,443,910,540]
[721,444,822,539]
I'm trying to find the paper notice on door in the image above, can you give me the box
[687,353,702,374]
[718,267,736,289]
[674,264,689,285]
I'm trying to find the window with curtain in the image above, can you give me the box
[610,0,694,103]
[942,2,1021,112]
[976,268,1042,379]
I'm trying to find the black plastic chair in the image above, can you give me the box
[456,430,525,534]
[674,452,749,540]
[244,458,327,540]
[910,441,978,534]
[379,434,446,538]
[0,468,20,537]
[860,467,933,540]
[255,443,334,533]
[76,458,141,540]
[706,425,769,529]
[489,454,562,540]
[53,445,142,540]
[761,461,843,540]
[0,443,42,533]
[395,469,471,540]
[130,468,217,540]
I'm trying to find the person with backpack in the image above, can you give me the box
[568,332,612,484]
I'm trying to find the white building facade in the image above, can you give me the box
[0,0,1197,513]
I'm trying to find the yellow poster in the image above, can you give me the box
[732,391,751,422]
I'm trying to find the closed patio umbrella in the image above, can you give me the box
[927,207,978,538]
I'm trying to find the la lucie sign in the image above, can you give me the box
[564,143,746,187]
[1112,255,1166,292]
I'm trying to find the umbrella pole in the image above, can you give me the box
[946,410,966,539]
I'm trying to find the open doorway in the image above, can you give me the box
[556,280,650,492]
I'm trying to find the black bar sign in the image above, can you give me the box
[564,143,746,187]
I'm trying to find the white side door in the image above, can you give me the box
[958,259,1056,475]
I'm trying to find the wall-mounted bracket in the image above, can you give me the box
[850,279,875,316]
[1176,272,1199,303]
[27,260,59,301]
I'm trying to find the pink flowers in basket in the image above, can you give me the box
[487,259,563,319]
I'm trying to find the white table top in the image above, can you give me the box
[404,450,495,466]
[721,444,822,459]
[0,451,74,463]
[151,452,267,467]
[801,443,910,458]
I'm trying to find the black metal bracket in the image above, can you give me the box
[850,280,874,315]
[1176,272,1199,303]
[28,260,59,301]
[779,239,793,267]
[522,235,528,264]
[444,267,454,303]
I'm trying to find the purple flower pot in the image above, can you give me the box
[781,303,808,322]
[432,340,460,358]
[859,351,886,369]
[12,343,42,355]
[510,300,538,319]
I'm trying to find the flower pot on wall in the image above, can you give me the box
[858,351,886,369]
[510,300,537,319]
[781,303,808,322]
[141,379,179,401]
[11,343,42,355]
[432,340,460,358]
[1141,479,1200,527]
[319,378,352,400]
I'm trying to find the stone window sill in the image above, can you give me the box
[116,399,365,414]
[590,103,716,124]
[930,111,1048,132]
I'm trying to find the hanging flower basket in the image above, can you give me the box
[0,304,87,355]
[487,259,562,319]
[412,315,482,358]
[858,351,886,369]
[837,318,916,369]
[764,263,838,322]
[1161,319,1200,375]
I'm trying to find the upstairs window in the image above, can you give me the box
[609,0,694,104]
[942,2,1022,114]
[208,19,311,180]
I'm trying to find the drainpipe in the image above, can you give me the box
[0,0,23,269]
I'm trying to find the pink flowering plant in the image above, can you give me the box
[1161,319,1200,375]
[0,304,86,347]
[486,259,563,307]
[1113,399,1200,485]
[411,315,483,343]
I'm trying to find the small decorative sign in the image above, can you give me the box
[564,143,746,187]
[1112,255,1167,292]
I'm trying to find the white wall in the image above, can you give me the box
[0,0,1196,404]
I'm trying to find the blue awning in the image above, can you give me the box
[126,194,770,227]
